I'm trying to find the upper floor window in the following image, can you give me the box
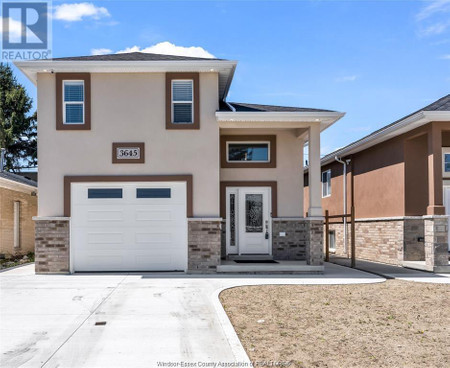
[442,148,450,178]
[63,81,84,124]
[227,142,270,162]
[56,73,91,130]
[166,73,199,130]
[220,135,277,168]
[322,169,331,197]
[172,80,193,124]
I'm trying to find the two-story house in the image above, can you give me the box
[16,52,344,274]
[304,95,450,273]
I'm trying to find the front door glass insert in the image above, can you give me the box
[245,194,263,233]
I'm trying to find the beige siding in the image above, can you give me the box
[0,187,37,256]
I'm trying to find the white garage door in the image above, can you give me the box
[71,182,187,272]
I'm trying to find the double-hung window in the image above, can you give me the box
[63,81,84,124]
[322,169,331,198]
[172,80,193,124]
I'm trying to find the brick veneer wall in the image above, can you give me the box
[403,219,425,261]
[306,219,324,266]
[188,219,221,273]
[34,219,70,274]
[272,219,307,260]
[424,216,448,269]
[327,218,426,265]
[0,187,37,256]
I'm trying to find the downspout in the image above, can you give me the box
[335,156,351,255]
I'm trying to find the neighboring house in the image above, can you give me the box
[304,95,450,272]
[0,170,37,257]
[15,52,344,274]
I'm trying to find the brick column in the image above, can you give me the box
[34,218,70,274]
[305,218,324,266]
[188,218,221,273]
[424,216,448,270]
[272,218,307,260]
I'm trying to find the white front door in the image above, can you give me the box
[444,186,450,251]
[226,187,271,255]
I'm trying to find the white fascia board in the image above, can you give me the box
[0,177,37,193]
[319,110,450,167]
[14,60,237,99]
[216,111,345,131]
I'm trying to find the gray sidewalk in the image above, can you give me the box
[329,256,450,283]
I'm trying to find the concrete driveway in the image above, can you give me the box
[1,263,383,368]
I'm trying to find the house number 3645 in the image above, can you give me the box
[117,148,140,159]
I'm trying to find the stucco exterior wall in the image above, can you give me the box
[304,123,444,219]
[36,72,220,217]
[220,128,303,217]
[0,186,37,256]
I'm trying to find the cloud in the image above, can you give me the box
[91,48,112,55]
[0,17,22,42]
[416,0,450,21]
[416,1,450,38]
[420,22,450,36]
[335,75,358,83]
[440,54,450,59]
[117,42,215,58]
[54,2,110,22]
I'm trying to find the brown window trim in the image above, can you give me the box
[112,142,145,164]
[64,175,193,217]
[56,73,91,131]
[165,73,200,130]
[220,135,277,168]
[220,181,277,218]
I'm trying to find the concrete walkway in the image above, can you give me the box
[0,263,383,368]
[329,256,450,284]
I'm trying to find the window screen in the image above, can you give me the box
[64,81,84,124]
[172,80,193,123]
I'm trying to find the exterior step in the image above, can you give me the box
[217,261,323,273]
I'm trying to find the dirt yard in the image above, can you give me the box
[220,280,450,368]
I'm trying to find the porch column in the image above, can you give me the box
[308,124,322,217]
[427,123,445,215]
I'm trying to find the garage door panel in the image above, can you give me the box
[82,255,125,269]
[135,209,172,221]
[135,232,172,244]
[87,210,124,222]
[71,181,187,272]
